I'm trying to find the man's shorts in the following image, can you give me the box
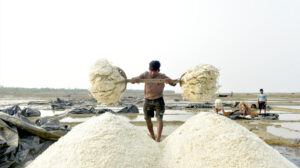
[258,101,266,110]
[143,97,165,120]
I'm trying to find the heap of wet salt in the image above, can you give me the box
[180,64,219,102]
[27,113,159,168]
[89,59,126,104]
[160,113,297,168]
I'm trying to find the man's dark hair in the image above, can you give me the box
[149,60,161,71]
[260,88,263,91]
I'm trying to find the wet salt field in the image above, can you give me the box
[0,96,300,166]
[277,105,300,109]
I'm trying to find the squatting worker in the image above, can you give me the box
[214,99,225,114]
[258,88,267,114]
[131,60,177,142]
[238,101,252,117]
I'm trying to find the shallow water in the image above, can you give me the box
[271,110,293,114]
[280,122,300,132]
[279,114,300,121]
[60,111,194,123]
[39,110,67,117]
[276,105,300,109]
[0,97,42,106]
[267,126,300,139]
[131,114,193,122]
[272,122,300,132]
[60,117,90,123]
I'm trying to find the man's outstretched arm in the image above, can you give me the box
[165,78,177,86]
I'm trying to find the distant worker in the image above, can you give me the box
[258,88,267,114]
[214,99,225,114]
[238,102,252,117]
[131,60,177,142]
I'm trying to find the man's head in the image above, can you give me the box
[149,60,160,78]
[260,88,264,94]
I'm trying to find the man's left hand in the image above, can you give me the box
[166,78,177,86]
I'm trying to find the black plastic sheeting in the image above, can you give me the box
[0,105,41,117]
[226,110,279,120]
[68,105,139,114]
[0,106,70,168]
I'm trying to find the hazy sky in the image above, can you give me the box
[1,0,299,93]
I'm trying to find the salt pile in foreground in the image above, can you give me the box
[27,113,159,168]
[27,113,297,168]
[161,113,297,168]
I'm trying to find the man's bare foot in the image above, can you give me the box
[156,138,160,142]
[150,134,156,140]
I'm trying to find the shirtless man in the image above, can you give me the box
[131,60,176,142]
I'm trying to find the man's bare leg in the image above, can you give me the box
[156,118,163,142]
[146,119,156,140]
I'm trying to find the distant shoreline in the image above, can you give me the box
[0,87,175,95]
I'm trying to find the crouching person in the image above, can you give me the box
[214,99,225,115]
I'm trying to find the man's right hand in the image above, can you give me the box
[131,78,141,84]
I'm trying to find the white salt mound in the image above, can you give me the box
[27,113,296,168]
[89,59,126,104]
[27,113,160,168]
[181,64,219,102]
[160,113,297,168]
